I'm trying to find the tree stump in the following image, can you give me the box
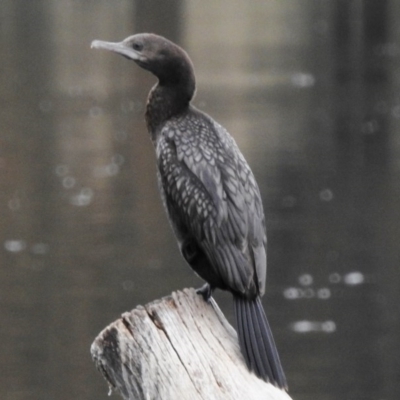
[91,288,293,400]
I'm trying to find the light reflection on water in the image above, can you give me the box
[1,1,400,400]
[283,270,367,335]
[291,320,336,334]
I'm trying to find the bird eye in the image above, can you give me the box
[132,42,143,51]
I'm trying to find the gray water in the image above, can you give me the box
[1,1,400,399]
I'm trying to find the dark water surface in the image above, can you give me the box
[1,1,400,399]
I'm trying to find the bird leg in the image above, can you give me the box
[196,283,213,302]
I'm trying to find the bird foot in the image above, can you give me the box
[196,284,213,302]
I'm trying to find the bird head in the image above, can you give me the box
[91,33,194,86]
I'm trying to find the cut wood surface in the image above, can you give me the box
[91,288,293,400]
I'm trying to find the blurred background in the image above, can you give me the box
[1,0,400,399]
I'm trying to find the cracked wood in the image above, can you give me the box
[90,288,293,400]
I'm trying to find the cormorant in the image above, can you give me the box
[91,33,287,389]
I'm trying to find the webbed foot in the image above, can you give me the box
[196,283,213,302]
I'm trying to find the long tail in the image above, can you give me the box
[233,295,288,390]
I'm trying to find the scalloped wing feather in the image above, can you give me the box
[157,109,267,296]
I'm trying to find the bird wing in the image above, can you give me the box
[157,112,266,296]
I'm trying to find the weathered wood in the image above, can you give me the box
[91,288,293,400]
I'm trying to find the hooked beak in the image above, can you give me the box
[91,40,140,61]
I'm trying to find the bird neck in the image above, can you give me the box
[145,77,195,138]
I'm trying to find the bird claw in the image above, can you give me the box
[196,283,213,302]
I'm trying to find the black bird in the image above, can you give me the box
[91,33,287,390]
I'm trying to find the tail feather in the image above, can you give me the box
[235,297,250,367]
[254,297,286,385]
[247,298,273,379]
[233,295,288,390]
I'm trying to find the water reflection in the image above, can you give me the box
[290,320,336,334]
[1,1,400,400]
